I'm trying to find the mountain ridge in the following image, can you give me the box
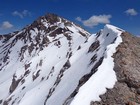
[92,32,140,105]
[0,13,140,105]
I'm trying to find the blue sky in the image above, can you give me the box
[0,0,140,35]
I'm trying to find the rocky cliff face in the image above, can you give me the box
[91,32,140,105]
[0,13,139,105]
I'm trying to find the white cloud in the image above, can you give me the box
[12,11,23,18]
[76,17,82,21]
[76,15,112,28]
[0,21,13,29]
[125,8,138,16]
[12,10,31,18]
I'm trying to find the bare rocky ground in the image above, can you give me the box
[91,32,140,105]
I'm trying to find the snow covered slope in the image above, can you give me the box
[0,14,124,105]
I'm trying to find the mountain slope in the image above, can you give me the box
[1,13,138,105]
[92,32,140,105]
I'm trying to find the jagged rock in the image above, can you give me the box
[91,32,140,105]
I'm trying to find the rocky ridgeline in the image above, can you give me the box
[91,32,140,105]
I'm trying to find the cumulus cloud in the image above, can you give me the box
[125,8,138,16]
[76,15,112,28]
[0,21,13,29]
[12,10,31,18]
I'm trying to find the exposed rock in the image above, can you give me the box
[45,13,60,24]
[63,60,71,69]
[88,40,100,52]
[0,100,2,104]
[77,46,81,50]
[24,62,31,70]
[32,70,41,81]
[39,59,43,66]
[90,54,97,65]
[91,32,140,105]
[9,75,22,93]
[137,88,140,95]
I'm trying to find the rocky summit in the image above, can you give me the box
[0,13,140,105]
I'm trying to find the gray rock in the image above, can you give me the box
[91,32,140,105]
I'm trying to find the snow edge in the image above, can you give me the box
[70,24,124,105]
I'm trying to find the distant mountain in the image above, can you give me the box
[0,13,139,105]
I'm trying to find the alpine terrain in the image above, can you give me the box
[0,13,140,105]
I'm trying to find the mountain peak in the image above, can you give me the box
[0,13,140,105]
[44,13,60,23]
[27,13,59,29]
[24,13,86,35]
